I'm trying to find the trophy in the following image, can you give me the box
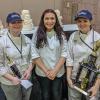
[6,55,33,89]
[6,55,22,79]
[73,40,100,96]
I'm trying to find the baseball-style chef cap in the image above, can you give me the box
[6,12,23,23]
[75,10,93,21]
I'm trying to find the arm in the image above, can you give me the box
[23,63,34,80]
[23,40,34,80]
[33,57,49,76]
[67,66,73,88]
[0,36,21,85]
[48,57,66,80]
[48,35,72,80]
[31,33,50,76]
[3,73,21,85]
[88,78,100,97]
[66,33,74,88]
[54,57,65,73]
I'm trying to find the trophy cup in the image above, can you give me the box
[73,40,100,96]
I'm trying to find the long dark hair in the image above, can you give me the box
[36,9,63,49]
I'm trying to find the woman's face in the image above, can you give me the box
[8,21,23,36]
[43,12,56,32]
[76,18,92,33]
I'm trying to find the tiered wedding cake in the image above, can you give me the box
[21,10,34,31]
[0,19,3,30]
[55,9,63,26]
[0,19,5,36]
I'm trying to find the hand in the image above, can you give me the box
[23,70,31,80]
[88,85,98,97]
[11,77,21,85]
[89,96,96,100]
[67,78,73,88]
[44,69,49,76]
[47,69,57,80]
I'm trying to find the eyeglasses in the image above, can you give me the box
[11,21,22,24]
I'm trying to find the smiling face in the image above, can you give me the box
[43,12,56,32]
[76,18,92,33]
[7,20,23,36]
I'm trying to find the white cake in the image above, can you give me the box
[21,10,34,31]
[0,20,4,36]
[55,9,63,26]
[0,19,3,30]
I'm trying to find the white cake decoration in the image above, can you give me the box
[0,19,3,30]
[21,10,34,31]
[55,9,63,26]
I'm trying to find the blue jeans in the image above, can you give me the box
[0,86,6,100]
[37,75,63,100]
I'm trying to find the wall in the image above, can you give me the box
[62,0,100,32]
[0,0,100,32]
[0,0,62,26]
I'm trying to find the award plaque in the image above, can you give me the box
[73,54,98,96]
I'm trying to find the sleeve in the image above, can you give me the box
[66,42,73,66]
[66,33,75,67]
[61,35,73,66]
[31,32,40,60]
[61,35,68,57]
[0,37,8,76]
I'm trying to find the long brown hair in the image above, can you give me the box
[36,9,63,49]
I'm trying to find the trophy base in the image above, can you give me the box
[73,85,89,96]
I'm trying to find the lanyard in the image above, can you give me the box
[79,30,94,52]
[7,33,23,59]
